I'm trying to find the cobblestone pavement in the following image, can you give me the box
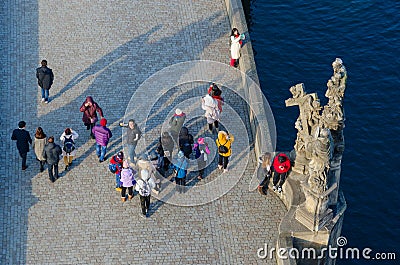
[0,0,286,264]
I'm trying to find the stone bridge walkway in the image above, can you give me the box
[0,0,285,264]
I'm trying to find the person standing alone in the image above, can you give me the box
[11,121,32,170]
[42,136,62,182]
[36,59,54,103]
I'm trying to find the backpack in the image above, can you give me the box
[109,156,119,173]
[109,163,117,173]
[139,179,151,196]
[63,136,75,154]
[218,139,229,154]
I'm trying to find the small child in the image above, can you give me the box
[193,138,211,180]
[120,160,137,202]
[135,169,156,218]
[109,151,124,191]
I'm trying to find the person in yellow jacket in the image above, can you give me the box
[215,131,234,173]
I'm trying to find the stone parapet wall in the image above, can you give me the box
[224,0,276,157]
[223,1,346,265]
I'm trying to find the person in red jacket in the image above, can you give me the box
[109,151,124,191]
[207,83,224,113]
[79,96,104,139]
[272,153,291,193]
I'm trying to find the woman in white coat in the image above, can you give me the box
[60,128,79,171]
[202,93,220,133]
[230,28,245,67]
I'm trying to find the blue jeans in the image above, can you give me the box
[96,144,107,161]
[41,88,49,100]
[116,173,121,188]
[127,143,137,162]
[48,163,59,182]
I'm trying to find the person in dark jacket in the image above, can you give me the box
[42,136,62,182]
[36,60,54,103]
[169,108,186,141]
[271,153,291,193]
[156,131,174,171]
[79,96,104,139]
[193,137,210,180]
[11,121,32,170]
[257,152,272,195]
[92,118,112,162]
[119,119,141,163]
[178,127,194,158]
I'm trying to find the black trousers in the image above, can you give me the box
[272,171,288,187]
[39,160,46,171]
[48,163,59,182]
[85,122,95,137]
[121,186,133,198]
[140,195,150,214]
[218,155,229,169]
[175,177,186,193]
[259,172,271,194]
[19,152,27,168]
[208,121,219,130]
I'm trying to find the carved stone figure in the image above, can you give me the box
[321,58,347,132]
[289,58,347,231]
[306,128,332,193]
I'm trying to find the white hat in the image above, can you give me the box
[141,169,149,180]
[175,108,183,115]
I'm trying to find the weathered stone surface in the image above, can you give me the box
[286,59,347,232]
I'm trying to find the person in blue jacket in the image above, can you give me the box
[174,151,188,193]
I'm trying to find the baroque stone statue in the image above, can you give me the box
[289,58,347,231]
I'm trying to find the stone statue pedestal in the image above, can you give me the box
[295,181,337,231]
[289,150,309,181]
[292,156,308,176]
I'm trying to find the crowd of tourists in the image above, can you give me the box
[11,29,291,218]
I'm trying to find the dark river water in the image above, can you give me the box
[244,0,400,263]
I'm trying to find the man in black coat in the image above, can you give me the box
[11,121,32,170]
[36,59,54,103]
[42,136,62,182]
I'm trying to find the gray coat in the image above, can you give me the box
[42,142,62,165]
[169,114,186,134]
